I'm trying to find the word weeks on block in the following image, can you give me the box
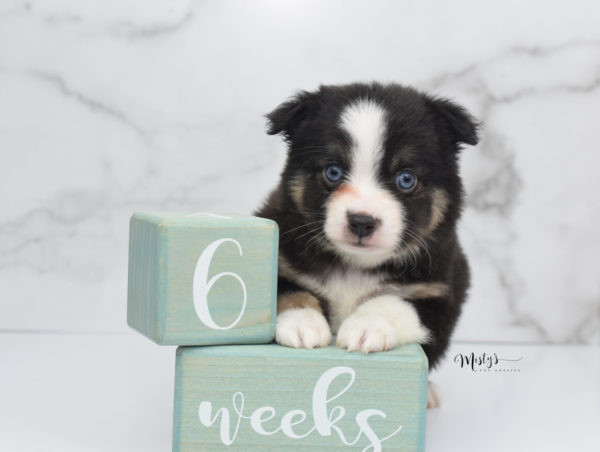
[173,342,428,452]
[127,212,278,345]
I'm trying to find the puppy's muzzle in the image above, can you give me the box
[347,212,380,239]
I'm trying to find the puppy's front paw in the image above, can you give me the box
[336,295,429,353]
[276,308,332,349]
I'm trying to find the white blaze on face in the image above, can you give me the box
[324,100,404,267]
[342,100,386,187]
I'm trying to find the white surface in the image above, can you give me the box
[0,333,175,452]
[0,0,599,344]
[0,333,598,451]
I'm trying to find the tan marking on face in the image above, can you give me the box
[391,147,417,170]
[330,183,359,200]
[426,189,449,234]
[277,292,322,314]
[289,174,305,209]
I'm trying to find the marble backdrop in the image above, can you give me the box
[1,0,598,343]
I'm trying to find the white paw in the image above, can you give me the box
[336,295,429,353]
[275,308,332,349]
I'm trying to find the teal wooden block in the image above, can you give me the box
[173,342,428,452]
[127,212,278,345]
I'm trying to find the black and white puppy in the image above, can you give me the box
[256,83,479,378]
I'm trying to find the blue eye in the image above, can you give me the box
[325,164,343,183]
[396,170,416,191]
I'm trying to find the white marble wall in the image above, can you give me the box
[1,0,598,343]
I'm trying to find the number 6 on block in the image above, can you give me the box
[193,238,247,331]
[127,212,278,346]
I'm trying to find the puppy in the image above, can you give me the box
[256,83,479,394]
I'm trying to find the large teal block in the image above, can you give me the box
[127,212,278,345]
[173,343,428,452]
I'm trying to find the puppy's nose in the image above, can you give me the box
[347,213,379,238]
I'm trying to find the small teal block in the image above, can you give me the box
[127,212,278,345]
[173,343,428,452]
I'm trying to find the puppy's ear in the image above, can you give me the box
[266,91,317,140]
[430,97,480,147]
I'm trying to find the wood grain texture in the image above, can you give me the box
[127,212,278,345]
[173,342,428,451]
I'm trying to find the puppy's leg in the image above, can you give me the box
[337,294,429,353]
[275,292,332,349]
[427,380,441,409]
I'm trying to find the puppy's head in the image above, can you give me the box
[267,83,479,268]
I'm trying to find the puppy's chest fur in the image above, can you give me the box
[280,259,383,332]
